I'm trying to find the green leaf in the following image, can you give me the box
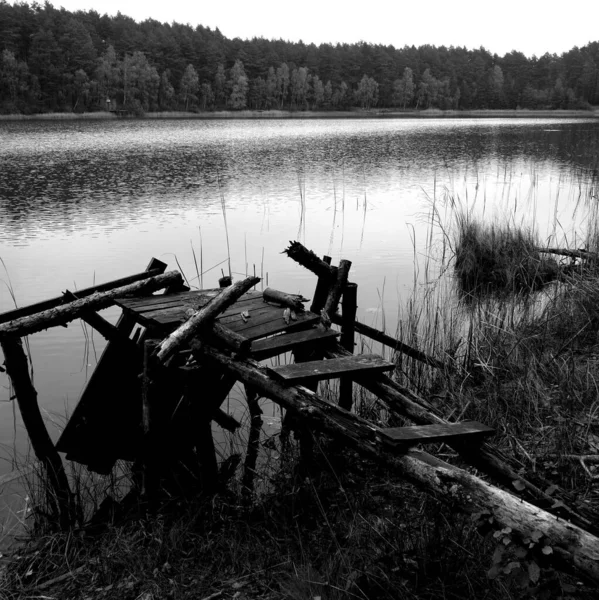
[512,479,526,491]
[541,545,553,555]
[545,484,558,496]
[492,547,504,564]
[528,561,540,584]
[487,565,501,580]
[515,547,528,558]
[531,530,543,542]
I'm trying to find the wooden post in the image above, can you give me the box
[322,259,351,321]
[142,339,160,510]
[310,255,332,314]
[0,336,73,529]
[242,386,262,503]
[339,282,357,411]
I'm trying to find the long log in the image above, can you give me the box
[0,260,167,325]
[154,276,260,364]
[538,247,598,260]
[0,337,73,529]
[330,313,449,370]
[0,271,183,338]
[194,344,599,584]
[325,344,599,535]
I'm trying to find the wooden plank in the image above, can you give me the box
[251,328,340,360]
[382,421,495,447]
[239,311,320,341]
[0,260,168,325]
[269,354,394,384]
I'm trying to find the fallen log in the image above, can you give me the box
[538,247,598,260]
[324,344,599,535]
[263,288,309,311]
[193,343,599,584]
[0,271,183,338]
[154,276,260,364]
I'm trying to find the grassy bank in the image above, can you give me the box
[2,182,599,598]
[1,108,598,121]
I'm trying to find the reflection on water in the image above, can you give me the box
[0,117,598,484]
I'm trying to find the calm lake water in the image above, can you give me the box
[0,116,598,524]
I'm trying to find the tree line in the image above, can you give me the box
[1,1,598,114]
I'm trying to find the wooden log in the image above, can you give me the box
[263,287,309,311]
[284,241,336,279]
[324,344,599,535]
[0,271,183,338]
[0,336,73,529]
[329,313,448,370]
[154,276,260,364]
[310,255,333,314]
[339,282,358,410]
[0,260,167,325]
[538,247,598,260]
[195,345,599,584]
[322,259,351,320]
[212,408,241,432]
[62,290,137,349]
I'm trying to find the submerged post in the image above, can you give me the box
[339,282,358,410]
[142,339,160,510]
[0,336,73,529]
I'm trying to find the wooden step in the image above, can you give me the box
[251,327,340,360]
[268,354,394,384]
[382,421,494,448]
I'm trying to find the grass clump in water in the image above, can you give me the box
[454,219,560,297]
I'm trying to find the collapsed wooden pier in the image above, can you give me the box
[1,244,599,584]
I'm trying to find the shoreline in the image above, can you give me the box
[1,108,598,121]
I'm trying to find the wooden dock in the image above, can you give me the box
[1,242,599,584]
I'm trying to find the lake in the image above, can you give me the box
[0,116,598,521]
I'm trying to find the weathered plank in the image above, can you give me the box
[238,310,320,341]
[382,421,494,447]
[269,354,394,384]
[251,328,340,360]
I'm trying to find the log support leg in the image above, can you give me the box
[0,336,73,529]
[142,339,161,511]
[242,385,263,503]
[339,282,357,410]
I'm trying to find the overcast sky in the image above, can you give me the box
[44,0,598,58]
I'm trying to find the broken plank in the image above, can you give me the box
[382,421,494,447]
[269,354,394,384]
[251,328,340,360]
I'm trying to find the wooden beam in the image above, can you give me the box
[0,271,183,337]
[339,282,358,410]
[0,260,167,325]
[329,313,448,370]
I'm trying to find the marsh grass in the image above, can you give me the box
[4,173,599,598]
[454,218,560,297]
